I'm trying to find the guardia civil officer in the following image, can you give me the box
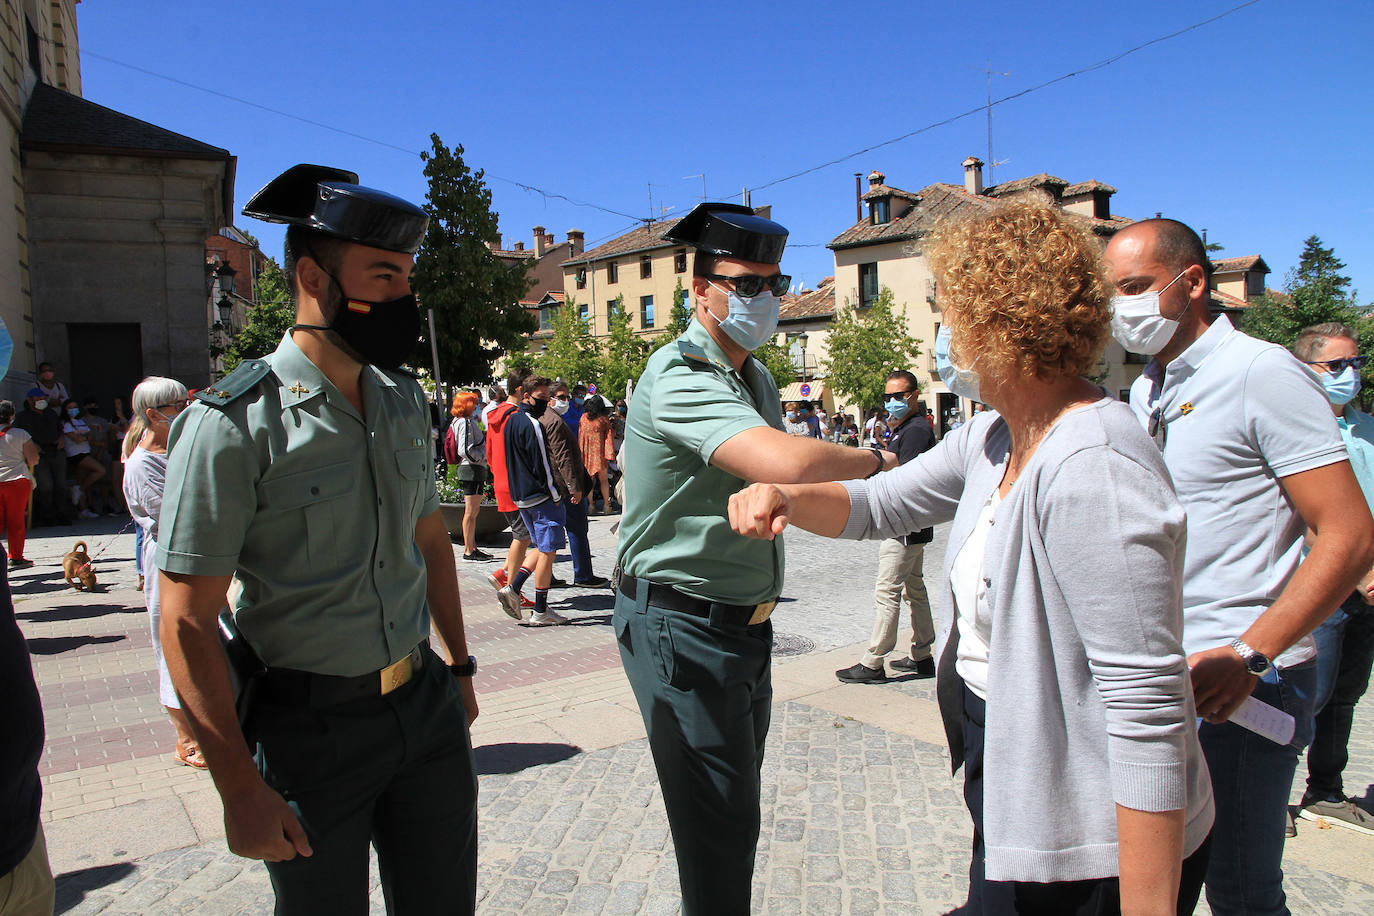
[615,202,897,914]
[156,165,479,914]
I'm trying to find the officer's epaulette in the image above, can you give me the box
[677,339,717,371]
[196,359,272,408]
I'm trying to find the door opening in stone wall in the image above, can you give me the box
[67,323,144,415]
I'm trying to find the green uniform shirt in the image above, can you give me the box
[617,319,785,604]
[156,332,439,677]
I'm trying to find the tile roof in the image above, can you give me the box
[862,183,923,204]
[985,173,1069,198]
[829,179,1133,251]
[779,276,837,322]
[1209,287,1251,310]
[1210,255,1270,274]
[1062,180,1117,197]
[21,84,231,160]
[560,221,676,266]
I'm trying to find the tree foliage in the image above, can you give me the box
[752,340,797,386]
[412,133,535,385]
[535,297,603,387]
[820,287,924,415]
[661,277,692,339]
[222,256,294,373]
[601,295,652,400]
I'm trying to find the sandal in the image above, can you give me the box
[174,741,208,769]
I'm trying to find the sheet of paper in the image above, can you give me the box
[1229,695,1295,746]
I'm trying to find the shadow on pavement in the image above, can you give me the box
[475,741,581,775]
[17,604,142,623]
[10,578,84,596]
[557,594,615,615]
[26,633,126,655]
[54,862,137,914]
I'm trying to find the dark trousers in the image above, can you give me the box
[1307,594,1374,801]
[613,584,772,916]
[960,686,1209,915]
[564,496,592,581]
[31,448,68,525]
[250,646,478,915]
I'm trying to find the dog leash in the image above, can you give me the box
[82,516,138,566]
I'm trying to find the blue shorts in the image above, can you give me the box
[518,501,567,554]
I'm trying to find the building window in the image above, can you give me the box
[539,306,558,332]
[607,299,618,319]
[1124,351,1150,365]
[575,267,586,290]
[859,262,878,308]
[607,261,618,283]
[579,302,590,323]
[641,295,655,328]
[870,199,890,225]
[640,255,652,279]
[674,249,688,273]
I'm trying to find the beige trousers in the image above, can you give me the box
[860,537,935,669]
[0,824,54,916]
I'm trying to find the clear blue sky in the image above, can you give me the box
[78,0,1374,298]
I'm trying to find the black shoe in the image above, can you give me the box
[461,550,494,562]
[548,575,568,589]
[889,656,935,677]
[835,663,887,684]
[573,575,610,588]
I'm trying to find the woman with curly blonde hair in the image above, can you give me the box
[728,202,1213,913]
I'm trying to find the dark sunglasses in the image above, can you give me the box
[885,389,916,399]
[1305,356,1368,373]
[704,272,791,298]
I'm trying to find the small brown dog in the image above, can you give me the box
[62,541,97,591]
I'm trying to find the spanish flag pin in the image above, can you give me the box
[347,299,372,314]
[1180,402,1194,414]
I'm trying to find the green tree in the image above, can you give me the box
[661,277,692,339]
[752,340,797,386]
[222,256,294,372]
[601,295,652,399]
[820,287,924,418]
[534,297,602,386]
[412,133,535,385]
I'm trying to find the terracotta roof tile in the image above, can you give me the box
[560,221,676,266]
[1210,255,1270,274]
[1062,180,1117,197]
[779,277,836,321]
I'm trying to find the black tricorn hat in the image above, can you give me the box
[242,164,429,254]
[663,202,787,265]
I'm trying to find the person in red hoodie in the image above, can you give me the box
[485,370,535,610]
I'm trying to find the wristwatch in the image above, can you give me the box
[1229,638,1272,678]
[448,655,477,678]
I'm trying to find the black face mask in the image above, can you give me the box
[296,257,420,370]
[528,398,549,419]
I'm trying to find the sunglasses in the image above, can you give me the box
[704,272,791,298]
[1306,356,1368,373]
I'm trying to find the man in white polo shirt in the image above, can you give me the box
[1106,218,1374,916]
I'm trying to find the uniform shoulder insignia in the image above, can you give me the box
[196,359,273,408]
[677,339,715,371]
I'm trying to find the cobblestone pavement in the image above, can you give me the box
[17,514,1374,913]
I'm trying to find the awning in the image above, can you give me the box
[777,380,830,403]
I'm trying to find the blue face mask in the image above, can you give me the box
[1321,365,1361,406]
[935,326,981,402]
[573,396,584,408]
[706,283,780,352]
[785,410,798,421]
[66,407,79,419]
[883,398,910,421]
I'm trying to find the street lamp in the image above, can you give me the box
[798,332,809,383]
[216,296,234,330]
[214,262,237,297]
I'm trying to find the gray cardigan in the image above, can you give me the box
[840,397,1214,883]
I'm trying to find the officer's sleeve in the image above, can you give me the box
[1244,348,1347,478]
[156,406,258,577]
[650,362,770,465]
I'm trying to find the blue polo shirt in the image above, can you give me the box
[1337,405,1374,513]
[1129,314,1348,665]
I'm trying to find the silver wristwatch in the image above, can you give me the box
[1229,638,1272,678]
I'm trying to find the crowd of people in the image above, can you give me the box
[5,165,1373,916]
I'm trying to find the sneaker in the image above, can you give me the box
[7,558,32,569]
[573,575,610,588]
[835,662,888,684]
[1286,807,1297,838]
[496,585,523,621]
[548,575,568,589]
[488,568,508,591]
[1298,797,1374,835]
[78,509,99,519]
[519,595,535,610]
[526,610,570,626]
[462,549,494,562]
[889,656,936,677]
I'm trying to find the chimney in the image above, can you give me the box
[514,241,525,252]
[493,233,502,251]
[568,229,584,257]
[962,156,985,195]
[855,172,863,223]
[868,170,886,188]
[545,232,555,250]
[752,205,771,220]
[533,226,547,258]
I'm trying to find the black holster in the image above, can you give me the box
[218,610,267,729]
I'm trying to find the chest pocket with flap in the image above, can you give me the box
[259,461,356,571]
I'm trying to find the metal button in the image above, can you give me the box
[378,561,385,568]
[388,621,395,630]
[310,486,319,496]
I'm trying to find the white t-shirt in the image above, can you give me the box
[1130,315,1347,666]
[0,425,34,484]
[62,418,91,458]
[953,489,1001,699]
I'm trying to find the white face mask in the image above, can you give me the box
[1110,269,1187,355]
[552,398,570,415]
[934,326,981,402]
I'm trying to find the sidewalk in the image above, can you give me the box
[17,516,1374,914]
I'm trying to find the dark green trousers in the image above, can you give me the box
[614,582,773,916]
[249,645,478,915]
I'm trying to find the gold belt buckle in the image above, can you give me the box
[379,652,414,695]
[748,600,777,626]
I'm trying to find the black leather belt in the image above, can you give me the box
[617,572,776,626]
[260,643,426,708]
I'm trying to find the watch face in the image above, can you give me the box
[1246,654,1270,675]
